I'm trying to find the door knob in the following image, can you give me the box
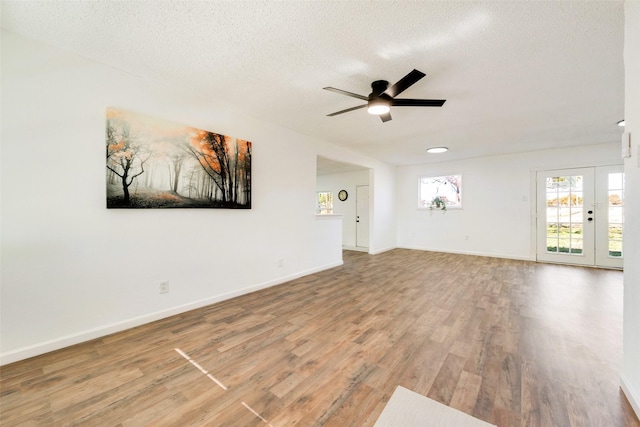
[588,218,593,221]
[588,210,593,214]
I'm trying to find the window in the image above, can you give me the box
[317,191,333,214]
[418,175,462,209]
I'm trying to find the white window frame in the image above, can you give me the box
[418,174,462,210]
[317,191,334,214]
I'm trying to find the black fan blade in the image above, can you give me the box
[323,87,369,101]
[380,112,392,122]
[392,98,446,107]
[384,69,426,98]
[327,104,367,117]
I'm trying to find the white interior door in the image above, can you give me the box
[536,166,624,268]
[356,185,369,248]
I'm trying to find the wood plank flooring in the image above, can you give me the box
[1,249,638,426]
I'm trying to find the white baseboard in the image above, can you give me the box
[341,245,397,255]
[369,246,397,255]
[342,245,369,253]
[397,245,533,261]
[621,374,640,420]
[0,260,343,366]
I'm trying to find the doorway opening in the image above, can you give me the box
[316,157,371,252]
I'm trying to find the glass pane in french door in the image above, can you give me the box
[594,165,624,268]
[537,168,595,266]
[545,175,584,255]
[608,172,624,257]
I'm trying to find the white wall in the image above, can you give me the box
[0,31,394,364]
[396,143,622,259]
[369,165,397,254]
[316,169,370,249]
[622,0,640,418]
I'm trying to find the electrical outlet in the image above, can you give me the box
[278,259,284,268]
[159,281,169,294]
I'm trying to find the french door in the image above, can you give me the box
[536,166,624,268]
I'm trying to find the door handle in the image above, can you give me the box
[588,210,593,214]
[588,218,593,221]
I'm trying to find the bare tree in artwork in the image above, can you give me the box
[106,120,151,206]
[168,151,189,194]
[240,140,251,206]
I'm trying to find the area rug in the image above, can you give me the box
[373,386,497,427]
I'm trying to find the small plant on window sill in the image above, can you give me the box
[429,196,447,212]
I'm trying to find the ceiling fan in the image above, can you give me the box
[324,69,446,122]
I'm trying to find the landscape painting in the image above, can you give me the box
[106,108,251,209]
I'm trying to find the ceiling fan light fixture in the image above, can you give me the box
[324,69,446,123]
[617,119,625,127]
[426,147,448,154]
[367,102,391,115]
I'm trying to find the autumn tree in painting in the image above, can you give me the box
[105,108,251,209]
[186,130,251,207]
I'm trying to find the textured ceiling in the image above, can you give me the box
[1,1,625,166]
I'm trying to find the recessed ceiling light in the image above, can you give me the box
[426,147,448,154]
[617,119,625,127]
